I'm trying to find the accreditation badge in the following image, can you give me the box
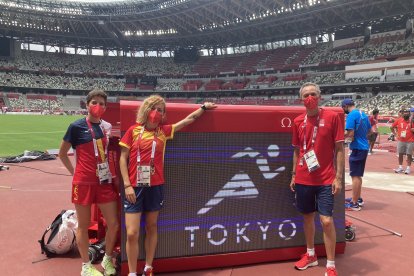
[97,161,111,184]
[401,131,407,138]
[137,165,151,187]
[304,150,321,173]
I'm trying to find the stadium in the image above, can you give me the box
[0,0,413,275]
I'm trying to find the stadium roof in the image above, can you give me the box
[0,0,413,51]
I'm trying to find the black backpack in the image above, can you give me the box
[38,210,76,257]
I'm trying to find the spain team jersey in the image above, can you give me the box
[63,118,110,186]
[292,109,344,185]
[119,123,175,187]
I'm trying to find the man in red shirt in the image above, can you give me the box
[391,109,414,174]
[290,82,344,276]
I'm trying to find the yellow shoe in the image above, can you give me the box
[101,255,116,276]
[81,263,103,276]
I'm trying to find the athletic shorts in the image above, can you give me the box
[124,185,164,213]
[295,184,334,217]
[368,132,378,142]
[349,149,368,177]
[397,141,414,155]
[72,183,118,205]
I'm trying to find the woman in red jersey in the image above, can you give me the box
[59,89,118,276]
[119,95,216,276]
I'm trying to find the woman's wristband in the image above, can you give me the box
[124,184,132,189]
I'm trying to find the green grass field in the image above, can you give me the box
[0,114,393,157]
[378,125,392,135]
[0,114,83,157]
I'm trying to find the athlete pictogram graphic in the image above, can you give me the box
[198,145,285,215]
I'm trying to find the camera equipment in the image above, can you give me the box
[88,240,106,263]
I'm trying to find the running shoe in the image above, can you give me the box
[325,267,338,276]
[101,255,116,276]
[142,267,154,276]
[345,201,361,211]
[81,264,103,276]
[345,197,364,206]
[294,253,318,270]
[394,167,404,173]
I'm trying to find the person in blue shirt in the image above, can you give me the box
[341,99,371,211]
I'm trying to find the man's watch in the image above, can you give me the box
[201,104,207,111]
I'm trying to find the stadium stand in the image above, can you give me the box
[26,94,63,112]
[204,79,224,91]
[182,80,203,91]
[1,35,414,93]
[0,51,191,76]
[156,80,184,91]
[0,72,124,91]
[0,2,412,118]
[62,96,82,112]
[6,93,25,111]
[324,92,414,115]
[0,94,5,110]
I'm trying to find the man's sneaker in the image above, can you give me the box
[404,168,411,175]
[294,253,318,270]
[142,267,154,276]
[101,255,116,276]
[345,197,364,207]
[325,267,338,276]
[81,263,103,276]
[394,167,404,173]
[345,201,361,211]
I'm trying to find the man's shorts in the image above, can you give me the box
[349,149,368,177]
[295,184,334,216]
[368,132,378,143]
[124,185,164,213]
[72,183,118,205]
[397,141,414,155]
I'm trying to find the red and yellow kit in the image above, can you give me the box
[119,123,175,187]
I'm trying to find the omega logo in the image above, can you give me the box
[281,117,292,128]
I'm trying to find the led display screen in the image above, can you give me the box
[120,132,345,260]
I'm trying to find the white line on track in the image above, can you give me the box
[12,188,71,192]
[1,185,70,192]
[0,131,65,135]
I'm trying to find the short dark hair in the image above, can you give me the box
[372,109,379,115]
[86,89,107,105]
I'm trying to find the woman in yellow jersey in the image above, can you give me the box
[119,95,216,276]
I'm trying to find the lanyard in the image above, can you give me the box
[401,121,410,130]
[135,126,158,174]
[303,114,319,151]
[85,118,107,161]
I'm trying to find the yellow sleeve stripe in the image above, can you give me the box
[170,125,175,139]
[119,142,130,149]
